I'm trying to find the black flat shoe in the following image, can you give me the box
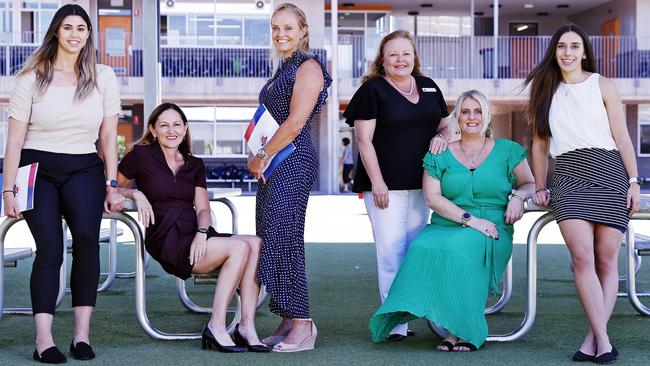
[594,350,617,365]
[612,346,619,358]
[572,350,595,362]
[33,346,67,364]
[233,324,270,353]
[201,324,246,353]
[70,340,95,360]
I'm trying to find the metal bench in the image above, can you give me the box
[65,224,126,292]
[0,219,67,319]
[3,247,32,267]
[429,196,650,342]
[134,188,267,340]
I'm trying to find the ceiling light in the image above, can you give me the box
[524,4,534,9]
[557,4,570,8]
[537,12,549,16]
[474,11,484,16]
[408,11,419,16]
[421,3,433,7]
[517,25,529,32]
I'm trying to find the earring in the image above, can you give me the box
[153,135,157,141]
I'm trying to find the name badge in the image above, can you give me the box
[422,88,437,92]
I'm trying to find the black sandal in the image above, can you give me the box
[453,342,478,352]
[435,341,455,352]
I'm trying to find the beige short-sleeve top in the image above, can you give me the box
[8,64,122,154]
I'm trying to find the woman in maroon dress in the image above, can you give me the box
[117,103,268,353]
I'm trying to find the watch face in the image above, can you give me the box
[463,212,471,220]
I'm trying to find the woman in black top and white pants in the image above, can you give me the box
[344,30,449,340]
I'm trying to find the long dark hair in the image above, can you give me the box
[132,103,192,159]
[18,4,97,101]
[361,30,424,83]
[523,24,596,138]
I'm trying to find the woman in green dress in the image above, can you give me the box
[369,90,535,351]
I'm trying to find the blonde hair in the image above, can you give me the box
[17,4,97,101]
[269,3,311,76]
[448,90,492,137]
[361,30,424,83]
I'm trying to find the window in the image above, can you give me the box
[0,1,13,43]
[160,1,270,47]
[181,106,255,157]
[244,18,269,46]
[20,0,57,44]
[215,122,247,155]
[638,105,650,156]
[184,106,215,156]
[216,17,242,46]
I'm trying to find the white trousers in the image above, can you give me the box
[364,189,430,336]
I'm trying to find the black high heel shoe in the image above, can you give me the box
[233,324,271,353]
[32,346,67,364]
[201,324,246,353]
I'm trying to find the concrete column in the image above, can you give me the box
[142,0,160,127]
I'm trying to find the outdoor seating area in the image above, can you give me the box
[1,194,649,364]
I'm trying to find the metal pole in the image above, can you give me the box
[143,0,161,125]
[492,0,499,83]
[328,0,339,194]
[470,0,475,78]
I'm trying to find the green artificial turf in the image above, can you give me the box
[1,243,649,365]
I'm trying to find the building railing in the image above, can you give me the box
[0,32,649,99]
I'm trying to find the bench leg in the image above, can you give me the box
[176,278,241,334]
[427,212,548,342]
[1,218,66,316]
[97,219,118,292]
[626,220,650,315]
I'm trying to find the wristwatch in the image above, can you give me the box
[105,179,118,188]
[629,177,642,185]
[256,148,269,161]
[461,212,472,227]
[197,227,209,234]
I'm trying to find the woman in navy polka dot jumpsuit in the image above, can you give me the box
[247,3,331,352]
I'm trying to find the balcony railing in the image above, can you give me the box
[0,32,649,99]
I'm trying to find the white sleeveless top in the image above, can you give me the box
[548,73,617,158]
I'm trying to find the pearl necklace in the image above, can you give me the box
[385,75,414,96]
[459,138,488,169]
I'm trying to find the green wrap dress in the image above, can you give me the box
[369,139,527,348]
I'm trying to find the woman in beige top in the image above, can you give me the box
[2,5,123,363]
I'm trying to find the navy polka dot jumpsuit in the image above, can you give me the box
[256,51,331,319]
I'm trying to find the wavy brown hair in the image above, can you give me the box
[132,103,192,159]
[523,24,596,138]
[270,3,311,76]
[17,4,98,101]
[361,30,424,83]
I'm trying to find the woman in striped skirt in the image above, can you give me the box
[525,24,640,364]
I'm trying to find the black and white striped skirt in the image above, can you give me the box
[551,148,629,233]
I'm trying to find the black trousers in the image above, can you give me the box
[20,149,105,315]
